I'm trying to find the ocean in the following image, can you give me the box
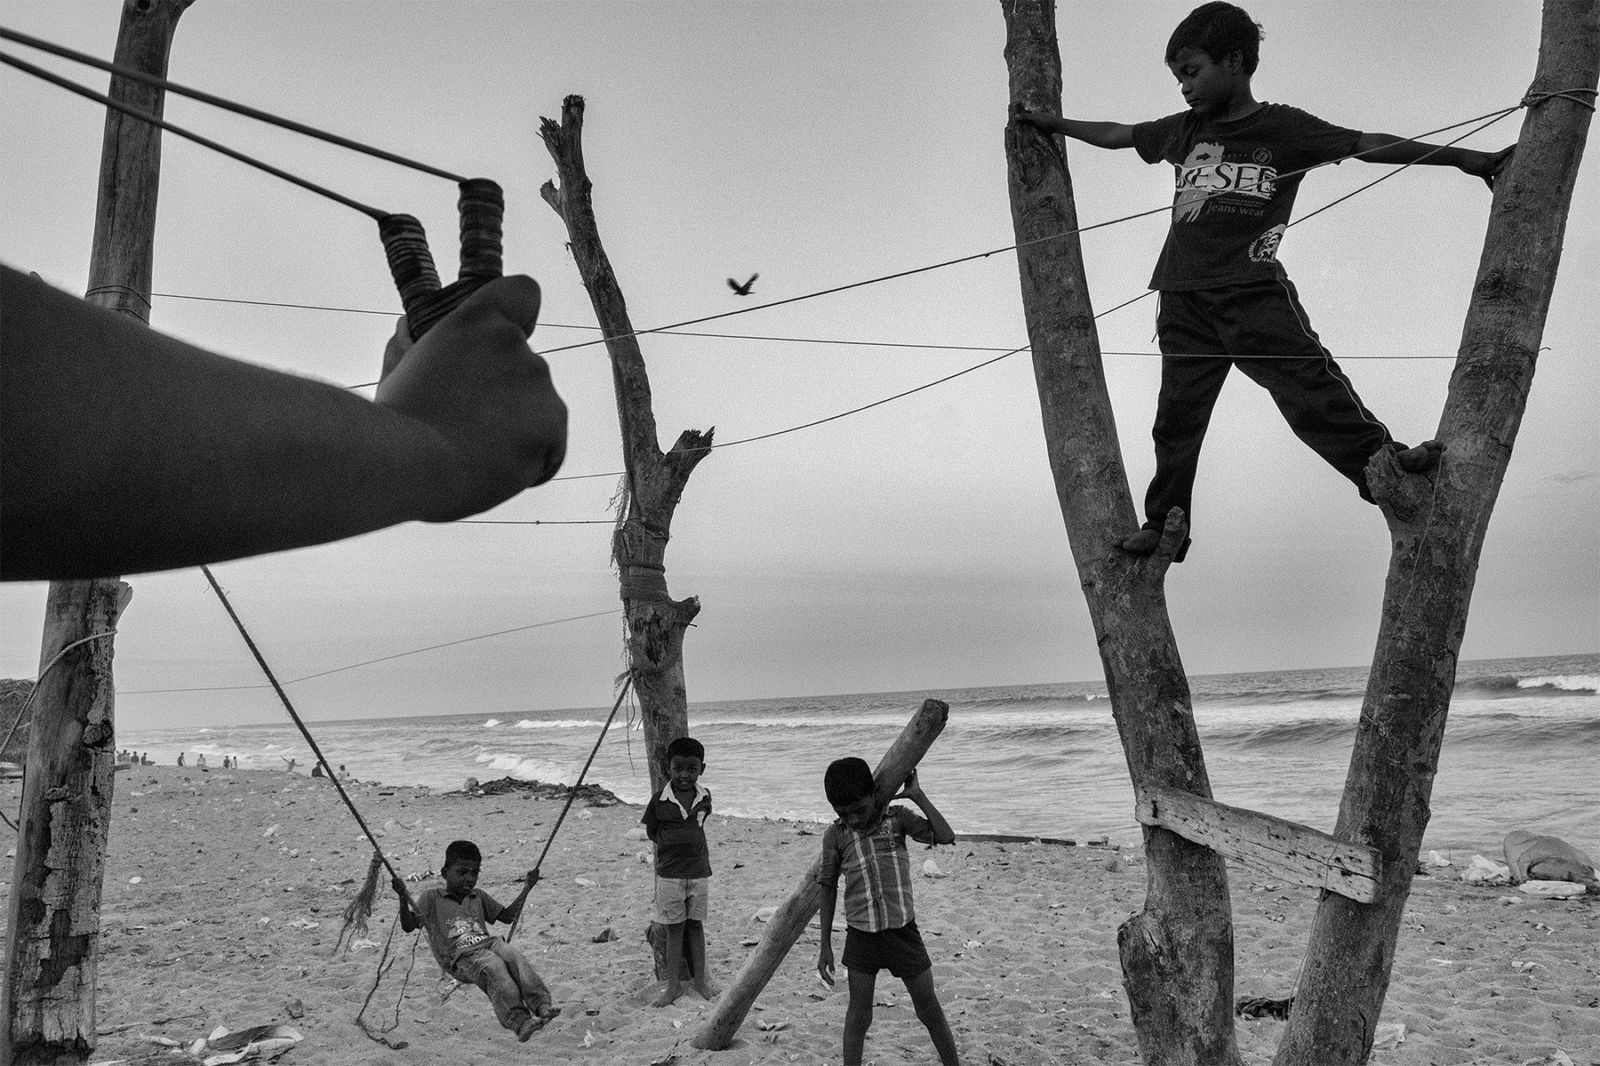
[117,652,1598,860]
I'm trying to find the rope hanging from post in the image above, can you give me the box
[198,566,416,910]
[507,672,636,941]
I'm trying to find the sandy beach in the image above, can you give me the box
[2,766,1594,1066]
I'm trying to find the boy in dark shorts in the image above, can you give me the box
[641,735,719,1006]
[393,839,559,1042]
[816,758,960,1066]
[1015,1,1511,561]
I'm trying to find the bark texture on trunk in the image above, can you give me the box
[1279,4,1597,1061]
[539,94,713,795]
[1001,4,1241,1062]
[4,2,189,1060]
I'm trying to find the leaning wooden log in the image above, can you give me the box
[690,699,949,1051]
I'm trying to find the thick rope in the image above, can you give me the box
[507,673,636,941]
[0,51,387,220]
[199,565,416,912]
[0,26,468,181]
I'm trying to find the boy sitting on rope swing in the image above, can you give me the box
[1015,1,1513,563]
[392,840,560,1042]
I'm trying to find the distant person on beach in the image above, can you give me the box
[311,763,325,778]
[280,757,296,773]
[1013,1,1511,563]
[196,753,207,770]
[816,759,960,1066]
[641,735,719,1007]
[337,764,355,783]
[392,839,559,1042]
[176,752,184,767]
[0,264,567,581]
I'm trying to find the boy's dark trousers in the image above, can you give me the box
[1143,277,1394,538]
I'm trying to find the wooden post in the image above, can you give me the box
[537,94,712,796]
[691,699,949,1051]
[1279,3,1597,1061]
[1000,4,1241,1063]
[1,2,189,1061]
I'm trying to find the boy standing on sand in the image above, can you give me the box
[1015,1,1512,562]
[816,759,960,1066]
[641,735,720,1006]
[393,839,560,1042]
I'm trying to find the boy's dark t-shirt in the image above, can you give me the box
[1131,103,1361,291]
[641,783,712,879]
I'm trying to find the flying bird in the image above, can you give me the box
[727,273,758,296]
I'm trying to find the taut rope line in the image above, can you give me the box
[198,565,416,909]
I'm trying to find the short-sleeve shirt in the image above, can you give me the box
[1130,103,1362,290]
[413,886,505,971]
[641,783,713,879]
[817,806,935,933]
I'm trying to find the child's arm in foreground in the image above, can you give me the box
[392,877,420,934]
[897,770,957,845]
[1354,135,1514,187]
[1012,105,1135,150]
[0,265,568,580]
[816,878,839,986]
[494,868,542,926]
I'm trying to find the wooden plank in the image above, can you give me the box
[1136,785,1380,903]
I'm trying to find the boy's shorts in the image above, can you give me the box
[842,920,932,980]
[653,875,709,924]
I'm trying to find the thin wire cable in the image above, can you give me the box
[0,26,468,182]
[0,51,387,219]
[529,105,1525,359]
[118,608,621,695]
[149,290,1457,361]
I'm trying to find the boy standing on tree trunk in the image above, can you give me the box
[1014,1,1512,562]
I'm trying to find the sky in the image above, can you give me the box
[2,1,1595,729]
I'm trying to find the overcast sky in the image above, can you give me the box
[3,1,1595,729]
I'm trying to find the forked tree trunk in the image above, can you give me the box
[2,2,189,1061]
[538,95,712,795]
[1279,3,1597,1061]
[999,4,1240,1063]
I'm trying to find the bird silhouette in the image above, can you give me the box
[727,273,758,296]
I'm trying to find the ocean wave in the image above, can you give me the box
[1455,673,1599,698]
[510,718,615,730]
[956,691,1107,710]
[1204,718,1357,748]
[484,719,501,728]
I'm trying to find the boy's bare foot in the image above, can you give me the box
[516,1016,541,1042]
[652,981,685,1008]
[536,1005,561,1022]
[693,977,721,999]
[1395,439,1444,473]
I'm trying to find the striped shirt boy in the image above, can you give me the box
[817,806,935,932]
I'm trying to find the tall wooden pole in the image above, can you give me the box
[2,2,191,1061]
[1279,2,1597,1060]
[538,95,712,796]
[1000,4,1241,1063]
